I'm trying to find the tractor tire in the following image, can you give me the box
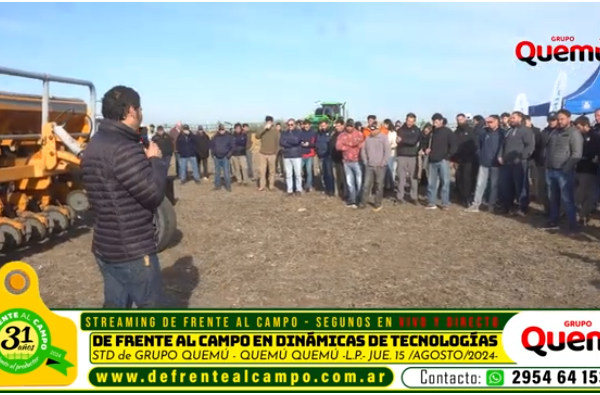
[154,198,177,252]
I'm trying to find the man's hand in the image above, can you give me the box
[396,136,402,143]
[497,157,503,165]
[145,141,162,159]
[425,148,431,155]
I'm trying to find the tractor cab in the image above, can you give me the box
[310,102,346,128]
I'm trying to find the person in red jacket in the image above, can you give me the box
[335,119,364,208]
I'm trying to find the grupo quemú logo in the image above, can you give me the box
[515,37,600,67]
[521,320,599,357]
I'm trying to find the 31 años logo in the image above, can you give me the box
[515,37,600,66]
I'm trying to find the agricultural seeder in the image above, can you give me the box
[0,66,176,252]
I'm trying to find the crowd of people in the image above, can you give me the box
[147,109,597,233]
[81,84,598,309]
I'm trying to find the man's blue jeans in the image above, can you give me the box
[246,151,254,179]
[319,156,335,195]
[95,254,163,308]
[427,160,451,206]
[302,157,314,189]
[499,162,528,211]
[284,157,303,193]
[472,166,500,207]
[178,156,200,182]
[546,168,577,228]
[343,161,363,204]
[213,157,231,189]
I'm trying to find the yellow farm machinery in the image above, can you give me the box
[0,66,177,252]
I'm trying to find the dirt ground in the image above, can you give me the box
[3,176,600,309]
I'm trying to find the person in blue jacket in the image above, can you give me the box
[465,115,503,212]
[176,124,201,184]
[280,119,304,195]
[299,119,317,191]
[315,120,335,196]
[210,124,235,191]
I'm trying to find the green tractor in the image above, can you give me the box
[307,101,347,129]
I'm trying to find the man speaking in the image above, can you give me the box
[81,85,166,308]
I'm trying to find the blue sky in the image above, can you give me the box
[0,2,599,124]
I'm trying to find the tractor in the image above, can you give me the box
[0,66,177,252]
[307,102,347,129]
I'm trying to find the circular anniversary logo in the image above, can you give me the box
[0,308,51,375]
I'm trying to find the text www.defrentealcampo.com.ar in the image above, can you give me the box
[89,366,394,388]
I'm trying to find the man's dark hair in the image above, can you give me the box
[574,115,590,127]
[265,115,274,122]
[367,115,376,121]
[149,124,155,128]
[157,125,164,131]
[276,122,281,127]
[234,122,242,128]
[242,123,249,128]
[101,85,141,121]
[501,112,510,118]
[456,113,466,118]
[558,109,572,117]
[406,112,416,120]
[431,113,443,121]
[346,118,355,127]
[489,115,500,122]
[443,118,448,125]
[473,115,484,123]
[422,122,432,130]
[302,119,311,125]
[512,111,525,119]
[334,119,344,126]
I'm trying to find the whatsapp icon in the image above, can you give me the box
[486,370,505,386]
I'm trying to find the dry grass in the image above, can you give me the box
[3,178,600,309]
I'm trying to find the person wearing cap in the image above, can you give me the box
[210,124,235,191]
[573,115,600,225]
[152,125,174,174]
[175,124,201,184]
[359,122,390,211]
[395,113,421,204]
[497,111,535,216]
[231,123,249,185]
[336,119,365,208]
[543,109,583,231]
[255,116,280,191]
[425,113,457,210]
[194,126,211,180]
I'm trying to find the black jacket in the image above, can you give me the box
[577,131,600,174]
[81,120,166,263]
[531,127,545,166]
[196,132,211,158]
[330,131,344,164]
[429,126,457,163]
[452,124,478,163]
[211,132,235,158]
[396,124,421,157]
[152,133,174,156]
